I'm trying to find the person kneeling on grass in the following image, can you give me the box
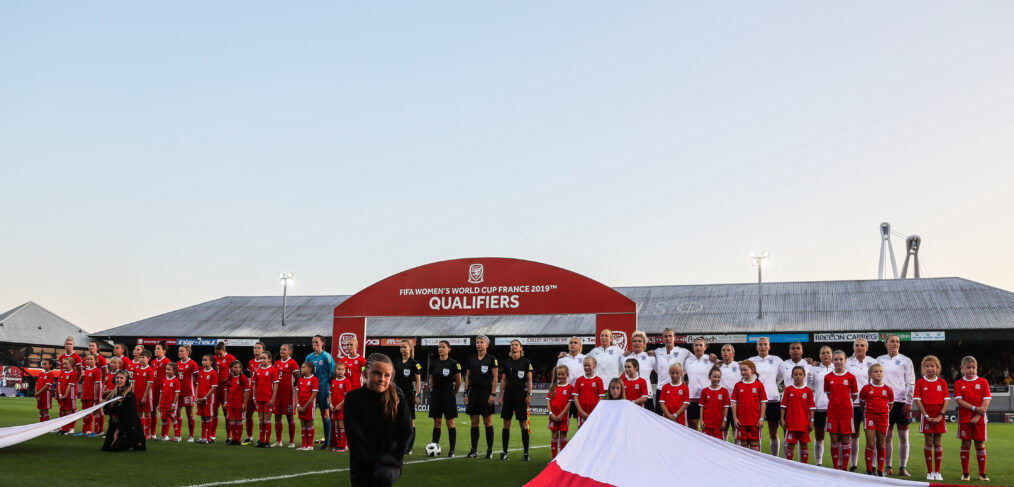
[102,370,146,452]
[345,353,412,487]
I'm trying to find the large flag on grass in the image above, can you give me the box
[525,399,954,487]
[0,397,118,449]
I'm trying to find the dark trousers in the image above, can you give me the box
[351,465,401,487]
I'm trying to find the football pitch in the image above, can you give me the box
[1,398,1012,486]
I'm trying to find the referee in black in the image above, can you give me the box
[463,335,499,459]
[393,339,422,455]
[497,339,533,462]
[428,340,461,457]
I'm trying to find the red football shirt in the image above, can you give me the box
[57,353,83,380]
[160,377,181,409]
[823,371,858,418]
[699,385,730,429]
[151,356,171,386]
[36,370,54,395]
[252,365,277,402]
[215,353,238,385]
[780,385,815,431]
[247,358,259,376]
[197,367,219,398]
[341,355,367,389]
[732,379,767,425]
[297,376,319,407]
[331,377,352,409]
[176,358,199,397]
[548,384,573,416]
[94,354,108,374]
[622,376,651,401]
[860,383,894,415]
[226,374,250,408]
[57,370,77,399]
[954,376,991,423]
[274,358,300,400]
[81,366,102,401]
[104,370,116,394]
[573,375,605,413]
[659,382,690,413]
[914,377,949,417]
[134,365,155,399]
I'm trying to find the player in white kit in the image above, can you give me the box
[846,338,876,471]
[649,328,690,416]
[586,329,624,383]
[718,343,740,441]
[748,337,784,456]
[809,346,834,466]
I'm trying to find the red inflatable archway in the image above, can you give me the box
[332,257,637,357]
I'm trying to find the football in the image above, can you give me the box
[425,442,442,457]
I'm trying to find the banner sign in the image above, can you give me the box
[220,339,261,347]
[421,338,471,346]
[879,331,946,342]
[747,334,809,343]
[136,338,178,346]
[176,338,221,347]
[1,366,24,383]
[494,337,596,346]
[813,333,880,343]
[365,338,416,347]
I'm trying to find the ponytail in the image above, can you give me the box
[366,353,400,420]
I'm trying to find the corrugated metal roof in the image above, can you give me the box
[90,277,1014,339]
[0,302,99,347]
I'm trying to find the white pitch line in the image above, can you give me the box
[179,445,549,487]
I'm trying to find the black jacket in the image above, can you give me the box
[345,385,412,484]
[101,392,146,452]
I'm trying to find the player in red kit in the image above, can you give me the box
[780,366,815,463]
[196,354,219,443]
[36,359,56,423]
[159,362,182,441]
[87,341,108,435]
[621,359,651,407]
[954,356,991,482]
[273,344,300,448]
[547,366,573,458]
[913,355,950,481]
[659,363,690,425]
[860,363,893,476]
[57,337,83,388]
[80,354,102,436]
[824,350,859,470]
[224,360,250,445]
[699,368,730,439]
[296,362,319,450]
[134,351,156,438]
[330,362,353,452]
[150,341,171,433]
[213,341,238,442]
[57,357,78,434]
[572,357,604,427]
[731,360,766,452]
[176,344,200,442]
[252,351,278,448]
[244,342,264,445]
[341,336,367,389]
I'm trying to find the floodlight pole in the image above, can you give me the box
[750,251,769,319]
[280,273,294,326]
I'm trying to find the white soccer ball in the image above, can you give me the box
[425,442,441,457]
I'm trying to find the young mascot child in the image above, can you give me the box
[659,363,690,425]
[196,354,219,444]
[954,356,991,481]
[296,362,319,450]
[731,360,766,452]
[80,354,102,436]
[252,351,279,448]
[914,355,950,480]
[605,378,625,401]
[160,362,182,441]
[36,359,56,423]
[860,363,893,476]
[825,350,858,470]
[224,360,250,445]
[330,362,353,452]
[621,359,651,407]
[572,357,605,427]
[547,365,573,458]
[57,357,78,434]
[699,367,730,439]
[134,351,156,438]
[780,365,815,463]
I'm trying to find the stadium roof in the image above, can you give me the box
[91,277,1014,339]
[0,302,99,348]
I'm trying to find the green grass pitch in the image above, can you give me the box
[1,397,1012,486]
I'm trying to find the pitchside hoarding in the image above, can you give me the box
[493,337,597,346]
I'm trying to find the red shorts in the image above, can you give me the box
[197,396,215,417]
[785,430,811,444]
[179,394,194,407]
[137,390,153,413]
[703,427,724,439]
[227,407,244,421]
[273,395,293,415]
[826,416,854,435]
[298,403,315,422]
[919,415,947,434]
[215,386,227,409]
[958,421,987,442]
[59,398,77,412]
[151,386,162,409]
[331,405,344,420]
[256,400,271,416]
[737,425,759,442]
[160,405,178,419]
[81,399,96,411]
[548,417,569,432]
[37,392,52,410]
[245,397,256,414]
[865,412,889,434]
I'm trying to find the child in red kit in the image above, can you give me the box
[57,357,78,434]
[224,360,250,445]
[134,351,156,438]
[699,367,730,440]
[196,354,219,443]
[252,351,278,448]
[955,356,991,482]
[160,362,182,441]
[547,365,573,458]
[780,365,815,463]
[572,357,604,428]
[731,360,766,452]
[80,354,103,436]
[824,350,858,470]
[296,362,319,450]
[36,359,56,423]
[860,363,893,476]
[659,363,690,425]
[330,362,353,452]
[914,355,949,480]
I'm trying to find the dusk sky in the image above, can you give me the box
[2,2,1012,333]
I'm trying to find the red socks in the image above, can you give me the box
[785,443,794,461]
[934,446,942,473]
[246,414,254,439]
[39,411,50,422]
[961,447,970,475]
[977,447,987,475]
[924,446,933,473]
[275,419,283,443]
[878,444,886,472]
[831,444,840,470]
[188,416,196,438]
[866,446,875,472]
[288,418,295,444]
[301,426,316,448]
[840,444,851,470]
[800,445,809,464]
